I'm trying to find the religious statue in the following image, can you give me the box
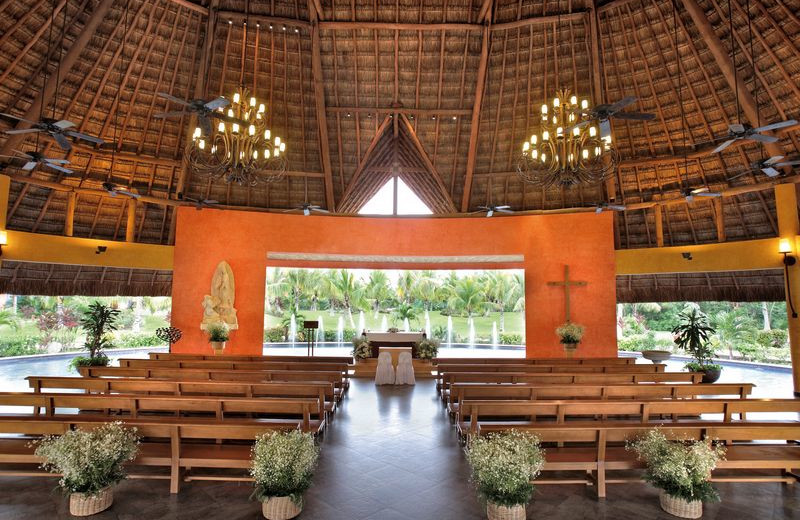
[200,261,239,330]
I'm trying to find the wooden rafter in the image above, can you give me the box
[308,0,335,210]
[461,21,491,212]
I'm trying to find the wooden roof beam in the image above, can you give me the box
[308,0,336,210]
[461,21,491,212]
[339,116,393,206]
[399,114,457,212]
[327,106,472,117]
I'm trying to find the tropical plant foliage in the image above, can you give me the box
[672,309,719,370]
[250,430,319,505]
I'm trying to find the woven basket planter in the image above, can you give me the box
[69,487,113,517]
[487,502,525,520]
[261,496,302,520]
[659,490,702,519]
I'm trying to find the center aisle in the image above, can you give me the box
[301,378,483,519]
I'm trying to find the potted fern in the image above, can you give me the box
[627,429,725,519]
[33,422,139,516]
[70,301,120,372]
[206,323,229,355]
[251,430,319,520]
[465,430,545,520]
[556,322,584,356]
[672,309,722,383]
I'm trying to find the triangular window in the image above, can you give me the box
[358,177,433,215]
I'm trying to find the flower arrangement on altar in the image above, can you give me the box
[415,338,440,360]
[627,429,725,518]
[351,337,372,360]
[556,322,584,344]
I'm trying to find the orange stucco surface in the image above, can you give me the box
[171,207,617,358]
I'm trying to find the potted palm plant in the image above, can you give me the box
[206,323,229,355]
[33,422,139,516]
[627,428,725,519]
[251,430,319,520]
[556,322,584,356]
[672,309,722,383]
[465,430,545,520]
[70,301,120,372]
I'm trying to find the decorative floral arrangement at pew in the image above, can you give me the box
[415,338,440,360]
[465,430,545,508]
[250,430,320,507]
[626,428,725,503]
[351,337,372,360]
[555,322,584,344]
[32,422,140,496]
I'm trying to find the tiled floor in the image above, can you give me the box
[2,379,800,519]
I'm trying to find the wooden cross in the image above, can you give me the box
[547,265,588,322]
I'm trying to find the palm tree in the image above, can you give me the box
[364,270,393,315]
[327,269,364,328]
[396,271,415,305]
[266,268,289,315]
[411,270,440,311]
[285,269,314,313]
[511,272,525,312]
[485,271,516,331]
[0,310,19,331]
[712,308,754,360]
[392,302,419,328]
[447,276,486,318]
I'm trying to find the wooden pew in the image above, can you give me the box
[0,392,324,434]
[439,371,703,400]
[0,415,302,493]
[459,398,800,437]
[434,357,637,365]
[118,359,351,384]
[77,366,347,398]
[27,377,337,415]
[447,382,755,416]
[469,421,800,498]
[150,353,353,363]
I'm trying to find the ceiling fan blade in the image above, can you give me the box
[753,119,797,133]
[157,92,191,106]
[496,209,514,214]
[203,200,219,205]
[607,96,637,113]
[690,187,709,194]
[614,112,655,121]
[11,150,34,159]
[761,167,781,177]
[199,116,213,138]
[712,139,736,154]
[0,113,36,124]
[695,192,722,197]
[45,163,73,174]
[204,97,229,110]
[729,123,746,134]
[565,120,590,133]
[763,155,784,165]
[599,119,612,139]
[118,190,140,199]
[51,132,72,151]
[609,205,627,211]
[747,133,778,144]
[4,128,42,135]
[775,160,800,167]
[153,111,189,119]
[313,208,331,213]
[66,131,104,145]
[53,120,75,129]
[45,158,70,164]
[495,205,511,210]
[22,161,37,171]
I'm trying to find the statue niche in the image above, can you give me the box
[200,261,239,330]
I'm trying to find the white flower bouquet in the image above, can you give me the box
[33,422,139,496]
[556,322,584,344]
[465,430,545,508]
[250,430,319,506]
[627,429,725,503]
[351,337,372,360]
[415,338,440,360]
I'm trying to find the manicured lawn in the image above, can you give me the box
[264,309,525,341]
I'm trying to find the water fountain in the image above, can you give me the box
[403,318,410,332]
[446,316,453,347]
[491,321,498,349]
[358,311,366,334]
[289,314,297,346]
[317,315,325,344]
[468,317,475,348]
[380,315,388,331]
[336,316,344,347]
[424,311,431,338]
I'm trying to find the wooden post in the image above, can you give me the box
[461,22,491,212]
[774,184,800,396]
[654,205,664,247]
[589,0,616,202]
[126,198,137,243]
[714,198,725,242]
[0,0,116,160]
[65,191,76,237]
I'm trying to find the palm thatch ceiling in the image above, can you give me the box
[0,0,798,298]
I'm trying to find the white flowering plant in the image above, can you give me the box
[415,338,440,360]
[556,322,584,344]
[627,429,725,503]
[465,430,545,507]
[351,337,372,360]
[33,422,139,496]
[250,430,319,506]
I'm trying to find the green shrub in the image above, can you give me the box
[114,332,163,349]
[618,331,673,352]
[69,354,110,372]
[499,333,523,345]
[264,326,286,342]
[0,336,40,357]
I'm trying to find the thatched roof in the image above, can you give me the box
[617,268,786,302]
[0,0,798,298]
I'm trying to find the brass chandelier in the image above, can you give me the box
[516,88,618,188]
[185,86,287,186]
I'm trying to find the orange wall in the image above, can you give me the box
[171,207,617,358]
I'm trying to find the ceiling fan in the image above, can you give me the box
[284,203,330,216]
[102,182,140,199]
[1,114,105,151]
[0,150,72,174]
[683,187,721,202]
[709,120,797,154]
[154,93,242,136]
[177,192,219,210]
[475,205,513,218]
[568,96,656,138]
[593,202,627,214]
[728,155,800,180]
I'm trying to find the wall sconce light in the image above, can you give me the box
[0,231,7,256]
[95,246,107,255]
[779,238,798,318]
[681,252,693,260]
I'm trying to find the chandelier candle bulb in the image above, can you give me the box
[232,123,239,133]
[193,127,201,139]
[233,92,240,103]
[553,97,560,107]
[248,125,255,136]
[589,126,597,137]
[522,141,530,152]
[198,139,205,150]
[218,122,225,132]
[250,97,256,107]
[541,104,548,115]
[581,99,589,109]
[275,137,281,146]
[530,135,537,144]
[258,103,265,113]
[570,95,577,105]
[279,142,285,152]
[542,130,549,141]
